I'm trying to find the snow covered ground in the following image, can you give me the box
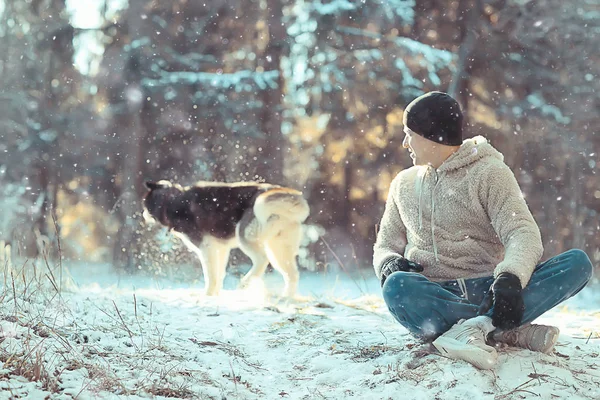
[1,262,599,400]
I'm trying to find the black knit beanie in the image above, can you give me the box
[402,91,463,146]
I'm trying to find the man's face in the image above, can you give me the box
[402,127,434,166]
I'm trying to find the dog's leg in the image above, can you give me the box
[265,221,302,298]
[237,214,270,289]
[215,243,232,294]
[197,238,231,296]
[238,240,269,289]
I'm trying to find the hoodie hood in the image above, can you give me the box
[438,136,504,172]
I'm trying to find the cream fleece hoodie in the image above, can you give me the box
[373,136,543,288]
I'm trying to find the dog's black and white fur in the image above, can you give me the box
[143,180,310,297]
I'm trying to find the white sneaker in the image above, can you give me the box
[432,318,498,370]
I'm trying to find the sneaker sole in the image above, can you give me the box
[537,329,560,354]
[432,336,498,370]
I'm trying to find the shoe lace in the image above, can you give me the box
[453,324,486,345]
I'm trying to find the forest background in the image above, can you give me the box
[1,0,599,280]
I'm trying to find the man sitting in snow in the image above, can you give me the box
[373,91,594,369]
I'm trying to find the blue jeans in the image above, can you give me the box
[382,249,594,340]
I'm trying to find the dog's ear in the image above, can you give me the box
[145,181,160,191]
[145,180,172,191]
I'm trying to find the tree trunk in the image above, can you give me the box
[257,0,286,184]
[342,156,353,230]
[113,0,147,272]
[448,0,481,115]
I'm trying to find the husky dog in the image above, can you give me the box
[143,180,310,297]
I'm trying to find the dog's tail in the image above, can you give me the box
[254,188,309,225]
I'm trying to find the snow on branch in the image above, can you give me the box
[312,0,414,24]
[335,26,454,66]
[502,91,571,125]
[394,58,424,89]
[379,0,415,24]
[163,48,219,70]
[142,70,280,92]
[313,0,356,15]
[334,25,454,86]
[124,37,152,51]
[525,92,571,124]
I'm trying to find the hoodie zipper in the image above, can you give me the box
[417,167,442,262]
[431,169,441,262]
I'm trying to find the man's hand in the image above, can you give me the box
[380,257,424,287]
[483,272,525,330]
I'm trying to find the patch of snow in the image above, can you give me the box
[0,264,598,399]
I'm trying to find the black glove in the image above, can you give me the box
[380,257,424,287]
[478,272,524,330]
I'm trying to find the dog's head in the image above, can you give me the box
[143,180,183,227]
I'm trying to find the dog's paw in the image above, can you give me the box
[205,288,221,296]
[238,277,267,297]
[238,277,254,290]
[278,292,312,304]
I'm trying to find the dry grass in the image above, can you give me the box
[0,346,60,393]
[0,237,209,399]
[146,386,196,398]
